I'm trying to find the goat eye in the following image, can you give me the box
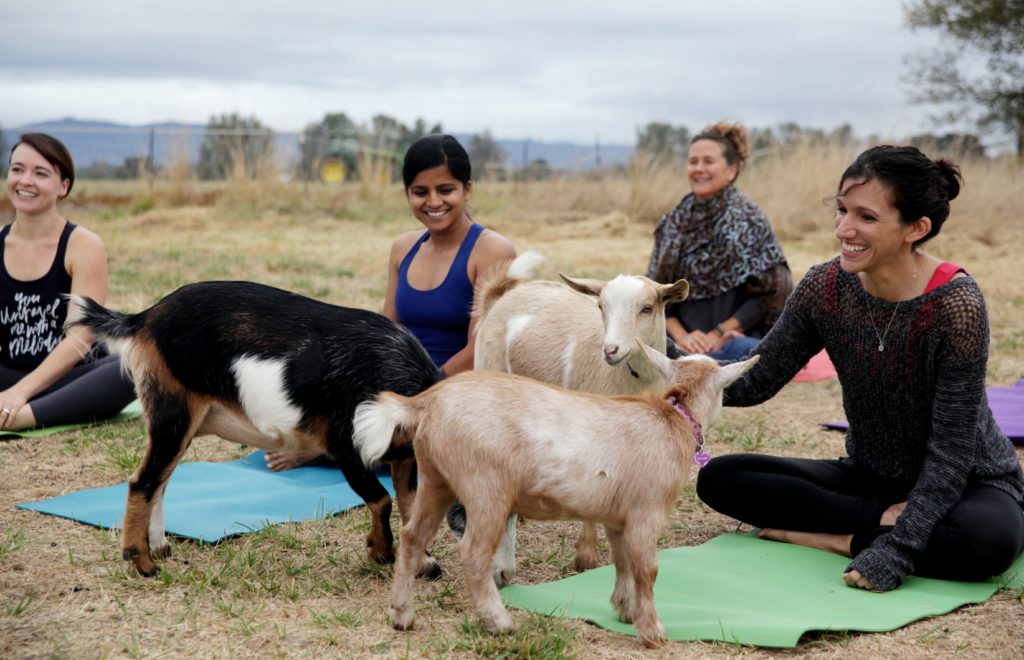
[641,306,653,315]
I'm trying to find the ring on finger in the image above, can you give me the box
[1,408,10,415]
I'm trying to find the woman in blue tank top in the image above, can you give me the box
[265,134,516,471]
[384,134,516,374]
[1,134,136,431]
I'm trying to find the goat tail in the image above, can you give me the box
[472,250,546,320]
[64,295,144,352]
[352,392,420,467]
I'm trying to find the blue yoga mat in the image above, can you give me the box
[17,451,394,543]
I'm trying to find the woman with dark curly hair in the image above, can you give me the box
[696,145,1024,592]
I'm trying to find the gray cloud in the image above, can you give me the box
[3,1,933,143]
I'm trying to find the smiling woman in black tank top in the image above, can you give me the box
[1,133,135,431]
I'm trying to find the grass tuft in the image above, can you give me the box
[433,612,578,659]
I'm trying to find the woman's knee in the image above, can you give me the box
[929,496,1024,580]
[695,454,747,508]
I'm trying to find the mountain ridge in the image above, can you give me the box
[2,117,634,171]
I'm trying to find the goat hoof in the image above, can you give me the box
[493,569,513,589]
[574,556,601,572]
[416,557,442,581]
[640,631,667,649]
[483,613,516,635]
[134,557,158,577]
[390,608,415,631]
[123,547,157,577]
[368,544,396,565]
[151,543,172,559]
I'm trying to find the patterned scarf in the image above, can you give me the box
[646,185,788,300]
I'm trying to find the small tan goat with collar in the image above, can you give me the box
[353,340,757,648]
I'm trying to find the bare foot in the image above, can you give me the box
[880,501,907,526]
[758,528,854,557]
[264,450,328,472]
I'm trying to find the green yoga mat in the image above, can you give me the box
[501,533,1024,648]
[0,399,142,438]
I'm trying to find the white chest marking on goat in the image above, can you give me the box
[230,356,303,437]
[504,314,533,373]
[560,338,576,387]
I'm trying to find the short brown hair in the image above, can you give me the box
[12,133,75,198]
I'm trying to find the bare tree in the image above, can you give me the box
[635,122,691,165]
[196,113,275,180]
[904,0,1024,154]
[468,130,507,180]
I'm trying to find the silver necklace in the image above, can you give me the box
[869,272,917,352]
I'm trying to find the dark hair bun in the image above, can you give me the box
[935,158,962,202]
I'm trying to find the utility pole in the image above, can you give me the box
[147,127,156,189]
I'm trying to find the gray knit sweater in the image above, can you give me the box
[724,258,1024,591]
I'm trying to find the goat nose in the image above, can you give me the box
[604,345,618,358]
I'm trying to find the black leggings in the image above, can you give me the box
[0,354,136,428]
[696,453,1024,582]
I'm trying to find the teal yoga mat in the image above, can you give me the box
[17,450,394,543]
[501,533,1024,648]
[0,399,143,438]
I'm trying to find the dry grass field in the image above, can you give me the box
[1,144,1022,658]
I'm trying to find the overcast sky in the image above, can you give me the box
[2,1,939,144]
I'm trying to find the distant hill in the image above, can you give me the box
[2,118,634,173]
[1,117,300,171]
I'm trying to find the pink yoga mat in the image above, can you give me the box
[792,350,837,382]
[821,380,1024,444]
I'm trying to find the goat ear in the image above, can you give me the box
[559,273,607,297]
[636,337,675,382]
[659,278,690,305]
[715,355,760,389]
[665,383,689,402]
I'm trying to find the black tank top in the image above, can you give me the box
[0,221,76,370]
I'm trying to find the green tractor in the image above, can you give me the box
[304,129,399,185]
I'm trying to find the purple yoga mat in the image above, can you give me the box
[820,380,1024,444]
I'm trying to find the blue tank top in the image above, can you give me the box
[395,223,485,367]
[0,221,76,370]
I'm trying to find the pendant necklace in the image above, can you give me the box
[869,271,917,352]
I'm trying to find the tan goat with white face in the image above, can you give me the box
[353,344,758,648]
[470,252,690,585]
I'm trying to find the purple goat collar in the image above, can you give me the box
[666,395,711,468]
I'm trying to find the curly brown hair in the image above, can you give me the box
[691,121,749,175]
